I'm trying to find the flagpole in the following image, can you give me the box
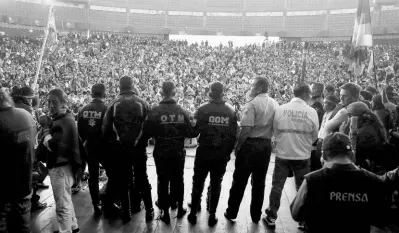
[32,5,54,91]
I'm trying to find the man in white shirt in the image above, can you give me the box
[311,95,339,171]
[263,83,319,229]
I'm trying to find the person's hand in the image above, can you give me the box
[39,115,51,129]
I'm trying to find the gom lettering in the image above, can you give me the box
[209,116,229,125]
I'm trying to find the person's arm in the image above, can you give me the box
[102,105,115,142]
[77,109,85,143]
[379,167,399,187]
[235,103,255,152]
[290,179,309,222]
[324,109,348,134]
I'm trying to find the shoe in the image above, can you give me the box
[93,205,102,216]
[208,214,218,226]
[72,228,80,233]
[187,213,197,225]
[145,208,154,222]
[122,214,131,223]
[188,202,201,211]
[224,211,235,221]
[262,216,276,228]
[252,217,260,224]
[159,211,170,224]
[36,182,49,189]
[298,222,306,231]
[176,207,187,218]
[31,202,47,212]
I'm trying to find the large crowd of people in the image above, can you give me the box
[1,32,399,233]
[1,33,398,115]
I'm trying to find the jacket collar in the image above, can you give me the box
[324,162,358,171]
[119,90,136,96]
[91,99,104,104]
[160,98,176,104]
[209,97,225,104]
[291,97,308,105]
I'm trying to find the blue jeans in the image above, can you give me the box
[267,157,310,218]
[49,165,78,233]
[0,193,32,233]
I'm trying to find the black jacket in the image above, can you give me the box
[78,99,107,149]
[0,107,36,202]
[194,99,238,153]
[103,91,150,146]
[291,163,388,233]
[145,98,194,153]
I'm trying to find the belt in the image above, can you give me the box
[247,137,270,140]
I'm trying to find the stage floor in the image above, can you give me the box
[31,146,398,233]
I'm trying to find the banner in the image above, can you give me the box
[351,0,373,76]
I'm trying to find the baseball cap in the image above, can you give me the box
[346,101,369,117]
[322,132,352,152]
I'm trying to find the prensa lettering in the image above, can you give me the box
[330,192,368,202]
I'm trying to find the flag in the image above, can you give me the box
[351,0,373,76]
[300,41,309,83]
[44,6,58,57]
[367,50,374,74]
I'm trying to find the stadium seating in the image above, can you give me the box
[91,0,128,8]
[129,13,165,29]
[244,16,284,32]
[286,0,328,11]
[167,0,204,11]
[167,15,203,30]
[380,9,399,27]
[245,0,284,11]
[129,0,166,10]
[56,6,86,22]
[206,16,243,34]
[206,0,244,12]
[90,10,126,26]
[328,13,354,32]
[285,15,326,34]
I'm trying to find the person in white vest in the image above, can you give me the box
[263,83,319,230]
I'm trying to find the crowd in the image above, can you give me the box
[1,32,399,233]
[1,33,398,115]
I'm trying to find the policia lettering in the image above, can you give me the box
[330,192,368,202]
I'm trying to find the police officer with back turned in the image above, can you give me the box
[145,81,194,224]
[77,84,107,216]
[187,81,238,226]
[102,76,154,222]
[224,76,279,223]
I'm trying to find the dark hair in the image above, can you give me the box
[161,81,175,97]
[341,83,360,100]
[293,83,311,98]
[254,76,269,93]
[48,88,68,105]
[359,111,388,142]
[91,83,106,98]
[325,84,335,93]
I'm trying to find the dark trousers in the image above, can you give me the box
[226,138,272,221]
[129,148,153,212]
[189,146,229,215]
[86,147,101,206]
[310,140,323,172]
[153,149,185,210]
[0,196,31,233]
[266,157,310,218]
